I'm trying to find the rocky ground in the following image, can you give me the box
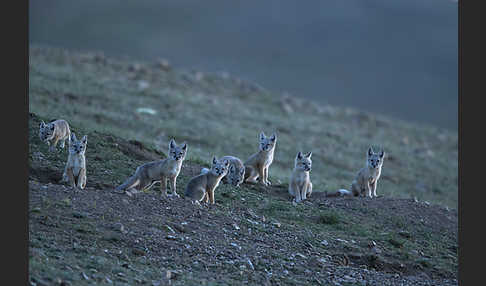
[29,114,457,286]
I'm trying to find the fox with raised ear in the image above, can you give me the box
[185,156,230,205]
[326,147,385,198]
[62,132,88,189]
[289,151,313,203]
[244,132,277,186]
[114,139,187,197]
[39,119,71,152]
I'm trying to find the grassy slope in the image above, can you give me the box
[28,113,457,285]
[29,45,458,209]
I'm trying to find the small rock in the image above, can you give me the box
[247,259,255,270]
[112,222,125,232]
[137,80,150,91]
[166,270,181,280]
[271,222,281,228]
[321,240,329,246]
[295,253,307,259]
[132,248,146,256]
[232,223,240,230]
[156,58,171,70]
[166,235,177,240]
[81,272,89,280]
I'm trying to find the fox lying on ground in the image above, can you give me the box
[114,139,187,197]
[201,155,245,187]
[61,133,87,189]
[244,132,277,186]
[39,119,71,152]
[289,151,313,203]
[185,156,230,204]
[326,147,385,198]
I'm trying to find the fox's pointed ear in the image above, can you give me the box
[212,156,218,165]
[296,151,303,159]
[379,150,385,158]
[181,142,187,151]
[40,121,45,128]
[270,133,277,142]
[224,159,230,167]
[82,135,88,144]
[305,152,312,158]
[259,132,266,140]
[169,139,176,149]
[368,147,374,157]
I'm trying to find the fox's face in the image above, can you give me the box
[168,139,187,161]
[259,132,277,152]
[210,157,230,177]
[367,147,385,169]
[295,151,312,171]
[39,121,55,141]
[227,165,245,187]
[69,133,87,155]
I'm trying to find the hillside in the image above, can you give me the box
[28,46,458,285]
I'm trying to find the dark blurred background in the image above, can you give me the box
[29,0,458,130]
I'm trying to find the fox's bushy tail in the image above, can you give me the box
[114,175,139,192]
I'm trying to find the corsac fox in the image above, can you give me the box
[114,139,187,197]
[244,132,277,186]
[62,133,87,189]
[326,147,385,198]
[39,119,71,152]
[185,156,230,204]
[201,155,245,187]
[289,151,313,203]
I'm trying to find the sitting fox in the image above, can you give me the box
[244,132,277,186]
[326,147,385,198]
[62,133,87,189]
[39,119,71,152]
[114,139,187,197]
[289,151,313,203]
[185,156,230,204]
[201,155,245,187]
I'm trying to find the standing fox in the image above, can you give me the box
[244,132,277,186]
[39,119,71,152]
[185,156,230,204]
[201,155,245,187]
[289,151,313,203]
[325,147,385,198]
[62,133,87,189]
[114,139,187,197]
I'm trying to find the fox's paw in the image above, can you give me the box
[170,192,180,198]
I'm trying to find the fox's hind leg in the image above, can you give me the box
[245,166,259,184]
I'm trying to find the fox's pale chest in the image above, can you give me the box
[294,172,310,186]
[70,155,85,176]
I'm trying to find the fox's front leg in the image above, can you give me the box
[160,176,168,196]
[169,176,179,197]
[66,168,76,188]
[208,188,215,204]
[203,191,209,203]
[263,166,271,186]
[306,182,313,198]
[371,181,378,197]
[77,168,87,189]
[292,182,302,203]
[50,137,60,152]
[366,181,372,198]
[258,165,266,186]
